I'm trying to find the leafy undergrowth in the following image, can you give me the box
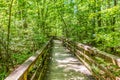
[0,52,33,80]
[12,52,33,65]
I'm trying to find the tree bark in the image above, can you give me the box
[97,7,101,27]
[6,0,14,72]
[112,0,117,25]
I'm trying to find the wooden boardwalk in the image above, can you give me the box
[5,37,120,80]
[44,40,94,80]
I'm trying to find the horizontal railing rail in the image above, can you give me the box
[60,37,120,80]
[5,37,53,80]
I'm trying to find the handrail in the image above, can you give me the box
[5,37,53,80]
[76,42,120,66]
[62,37,120,67]
[60,37,120,80]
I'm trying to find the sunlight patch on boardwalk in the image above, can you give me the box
[44,40,93,80]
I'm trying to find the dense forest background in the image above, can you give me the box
[0,0,120,79]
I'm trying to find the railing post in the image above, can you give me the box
[116,59,120,67]
[73,43,75,55]
[83,50,86,61]
[23,72,28,80]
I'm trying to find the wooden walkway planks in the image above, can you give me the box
[44,40,93,80]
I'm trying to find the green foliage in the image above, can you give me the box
[12,52,32,65]
[0,0,120,79]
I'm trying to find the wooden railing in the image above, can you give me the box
[5,37,120,80]
[60,37,120,80]
[5,37,53,80]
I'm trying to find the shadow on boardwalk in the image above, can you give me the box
[44,40,95,80]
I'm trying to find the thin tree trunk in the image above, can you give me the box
[112,0,117,26]
[37,1,40,28]
[58,11,68,37]
[6,0,14,71]
[106,0,111,26]
[54,0,69,37]
[97,1,101,27]
[97,8,101,27]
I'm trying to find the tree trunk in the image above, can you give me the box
[112,0,117,25]
[6,0,14,72]
[106,0,111,26]
[97,0,101,27]
[97,7,101,27]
